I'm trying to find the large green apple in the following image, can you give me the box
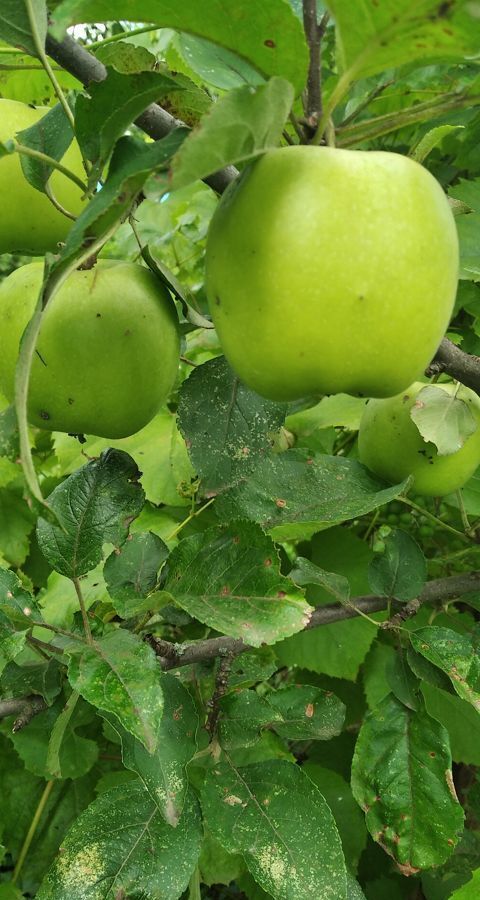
[205,146,458,401]
[358,381,480,496]
[0,98,87,254]
[0,260,180,439]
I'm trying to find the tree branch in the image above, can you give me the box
[147,570,480,670]
[0,695,47,732]
[426,338,480,397]
[205,651,235,735]
[302,2,326,128]
[45,32,238,195]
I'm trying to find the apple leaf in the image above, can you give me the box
[450,870,480,899]
[289,557,350,604]
[36,782,203,900]
[0,0,46,56]
[448,178,480,280]
[18,100,75,194]
[51,0,309,94]
[103,531,169,617]
[410,385,478,456]
[201,759,348,900]
[215,449,410,542]
[177,356,287,495]
[66,629,164,754]
[351,694,464,870]
[410,626,480,712]
[75,67,182,184]
[37,449,144,579]
[0,567,43,630]
[12,695,98,781]
[163,520,312,647]
[0,613,26,677]
[169,76,294,191]
[346,874,367,900]
[368,529,427,601]
[410,125,465,164]
[172,32,264,91]
[102,672,198,826]
[422,683,480,766]
[325,1,480,80]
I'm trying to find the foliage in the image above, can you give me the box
[0,2,480,900]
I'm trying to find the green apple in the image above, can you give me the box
[0,260,180,439]
[0,98,87,254]
[205,145,458,401]
[358,381,480,496]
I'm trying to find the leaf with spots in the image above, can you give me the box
[37,449,145,579]
[410,626,480,713]
[66,629,164,754]
[215,449,409,541]
[325,0,480,81]
[177,356,286,495]
[0,567,43,630]
[201,758,347,900]
[368,529,427,601]
[0,612,26,677]
[170,76,294,191]
[163,521,312,647]
[102,673,198,826]
[351,693,464,870]
[51,0,309,94]
[103,531,169,618]
[410,385,478,456]
[37,781,203,900]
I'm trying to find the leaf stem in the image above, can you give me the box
[73,577,93,644]
[167,498,216,541]
[14,142,87,192]
[12,779,55,884]
[399,497,470,543]
[87,24,160,50]
[25,0,75,132]
[188,867,202,900]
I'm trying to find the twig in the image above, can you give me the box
[205,652,235,735]
[147,571,480,670]
[426,338,480,397]
[339,80,395,127]
[45,32,238,195]
[302,2,326,130]
[0,695,48,731]
[381,597,422,630]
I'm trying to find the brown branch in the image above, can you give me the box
[426,338,480,397]
[302,2,328,129]
[148,571,480,670]
[45,32,238,195]
[0,695,48,732]
[205,652,235,735]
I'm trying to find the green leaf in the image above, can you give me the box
[346,874,366,900]
[178,356,286,495]
[267,684,346,741]
[368,529,427,601]
[172,32,264,91]
[95,39,158,73]
[410,385,478,456]
[66,629,164,753]
[163,521,312,646]
[201,759,347,900]
[0,613,26,676]
[1,659,62,706]
[0,406,20,461]
[75,67,182,182]
[286,394,368,439]
[51,0,309,94]
[351,694,464,870]
[198,830,245,888]
[325,1,480,80]
[18,100,75,193]
[411,125,465,164]
[170,77,294,191]
[215,450,409,542]
[0,487,36,567]
[54,408,194,508]
[0,0,46,56]
[103,672,198,826]
[276,528,379,680]
[219,691,282,751]
[229,647,277,690]
[451,869,480,898]
[410,626,480,712]
[37,782,203,900]
[289,557,350,604]
[37,449,145,579]
[303,764,367,873]
[422,683,480,765]
[103,531,169,617]
[0,567,43,629]
[11,695,98,780]
[448,178,480,280]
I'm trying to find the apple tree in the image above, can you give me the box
[0,2,480,899]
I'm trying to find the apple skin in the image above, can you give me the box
[358,381,480,496]
[0,98,87,254]
[205,145,458,401]
[0,260,180,439]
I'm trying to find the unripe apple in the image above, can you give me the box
[0,261,180,439]
[0,98,87,254]
[358,381,480,496]
[205,146,458,401]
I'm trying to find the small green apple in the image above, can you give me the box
[205,145,458,401]
[0,260,180,439]
[358,381,480,496]
[0,98,87,254]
